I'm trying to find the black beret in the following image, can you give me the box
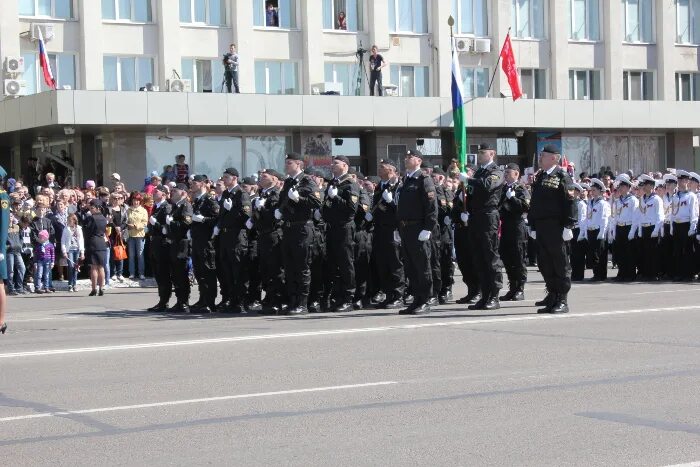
[355,171,365,179]
[305,168,325,178]
[505,163,521,172]
[478,143,493,151]
[286,152,303,162]
[154,184,167,192]
[89,199,103,208]
[542,144,560,155]
[333,155,350,165]
[406,149,423,158]
[368,176,381,184]
[379,159,397,169]
[348,166,357,175]
[223,167,239,177]
[175,183,189,191]
[261,169,283,179]
[432,167,446,176]
[420,161,430,169]
[192,174,206,182]
[241,176,256,185]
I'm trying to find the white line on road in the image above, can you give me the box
[11,317,81,323]
[0,381,398,423]
[1,305,698,360]
[661,462,700,467]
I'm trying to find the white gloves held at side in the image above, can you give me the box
[255,198,266,210]
[274,209,283,220]
[192,214,205,223]
[165,215,173,225]
[288,188,300,202]
[365,212,373,222]
[460,212,469,225]
[327,186,338,199]
[149,216,156,226]
[562,228,573,241]
[418,230,431,242]
[223,198,233,211]
[382,190,393,203]
[529,231,536,240]
[506,188,515,199]
[245,218,254,230]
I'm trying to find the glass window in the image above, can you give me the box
[146,136,191,178]
[180,0,226,25]
[512,0,545,38]
[323,0,363,31]
[332,137,361,157]
[324,62,362,96]
[569,0,599,40]
[452,0,489,36]
[676,72,700,100]
[520,68,546,98]
[120,57,136,91]
[389,65,430,96]
[677,0,700,43]
[622,0,653,42]
[103,56,118,91]
[103,56,154,91]
[389,0,428,33]
[245,136,291,175]
[20,0,73,18]
[19,0,35,16]
[193,137,243,180]
[179,0,191,22]
[460,67,489,98]
[569,69,602,100]
[137,57,154,88]
[102,0,152,21]
[55,0,72,18]
[134,0,151,22]
[21,52,38,95]
[38,0,51,16]
[20,52,77,93]
[623,70,654,100]
[254,0,296,28]
[255,61,299,94]
[118,0,131,19]
[102,0,116,19]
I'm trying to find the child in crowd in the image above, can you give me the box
[33,229,55,294]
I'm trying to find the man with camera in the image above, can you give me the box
[368,45,385,96]
[223,43,240,94]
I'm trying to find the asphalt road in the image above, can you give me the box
[1,268,699,466]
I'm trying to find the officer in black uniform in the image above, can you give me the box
[277,153,322,315]
[450,180,481,305]
[241,176,261,310]
[465,143,505,310]
[528,145,577,314]
[368,160,404,309]
[189,175,220,313]
[214,167,251,313]
[147,184,173,311]
[498,163,530,301]
[305,167,327,313]
[166,183,193,313]
[350,170,372,309]
[321,156,359,312]
[252,169,285,314]
[432,167,455,304]
[396,150,438,314]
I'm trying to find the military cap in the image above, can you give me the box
[579,182,590,190]
[261,168,283,179]
[676,169,691,179]
[241,176,256,185]
[175,183,189,191]
[368,176,381,184]
[689,172,700,183]
[663,173,678,184]
[615,174,632,186]
[223,167,239,177]
[420,161,430,169]
[88,198,103,208]
[286,152,303,161]
[542,144,560,155]
[333,155,350,165]
[478,143,494,151]
[379,159,397,170]
[355,171,365,179]
[432,167,446,176]
[505,163,521,172]
[153,184,168,192]
[572,182,584,192]
[348,166,357,175]
[637,174,655,185]
[406,149,423,158]
[192,174,206,182]
[589,178,606,191]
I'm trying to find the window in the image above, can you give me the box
[622,0,653,42]
[255,61,299,94]
[179,0,226,26]
[519,68,546,98]
[511,0,545,38]
[253,0,297,28]
[460,67,489,98]
[623,71,654,100]
[676,72,700,100]
[246,136,292,175]
[451,0,488,36]
[19,0,73,18]
[182,58,225,92]
[388,0,428,34]
[21,52,76,94]
[324,62,363,96]
[569,0,599,40]
[323,0,363,31]
[568,69,602,100]
[677,0,700,44]
[193,137,243,180]
[103,56,154,91]
[102,0,152,22]
[146,136,191,178]
[389,65,429,96]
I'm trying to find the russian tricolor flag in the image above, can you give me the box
[37,28,56,90]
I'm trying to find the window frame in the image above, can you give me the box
[322,0,364,32]
[621,0,654,43]
[676,0,700,44]
[255,60,301,95]
[518,68,547,99]
[101,0,153,23]
[568,69,603,100]
[20,51,78,94]
[253,0,299,30]
[460,66,489,98]
[452,0,489,37]
[324,62,365,96]
[103,55,156,91]
[179,0,227,26]
[675,72,700,100]
[622,70,655,100]
[181,57,227,92]
[388,0,430,34]
[389,64,430,97]
[511,0,545,39]
[18,0,75,19]
[568,0,600,41]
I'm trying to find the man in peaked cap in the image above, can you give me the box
[636,174,664,280]
[498,162,530,301]
[189,174,220,313]
[611,174,639,281]
[669,170,698,281]
[166,183,194,313]
[147,183,174,312]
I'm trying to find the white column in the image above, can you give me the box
[156,0,182,88]
[656,0,676,100]
[369,0,391,51]
[433,0,453,97]
[0,0,20,75]
[78,0,103,89]
[301,0,325,92]
[232,0,255,93]
[604,0,623,100]
[549,0,570,99]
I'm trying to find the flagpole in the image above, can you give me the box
[486,27,511,97]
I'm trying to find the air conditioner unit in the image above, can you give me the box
[455,38,471,52]
[30,23,55,42]
[4,79,26,96]
[167,79,191,92]
[472,38,491,54]
[4,56,25,74]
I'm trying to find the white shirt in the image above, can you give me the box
[587,197,611,233]
[670,191,699,229]
[637,193,664,236]
[575,199,587,228]
[613,194,639,225]
[406,168,421,179]
[663,192,673,223]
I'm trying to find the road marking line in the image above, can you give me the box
[0,381,398,423]
[11,317,81,323]
[661,462,700,467]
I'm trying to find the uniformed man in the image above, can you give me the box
[189,175,220,313]
[322,156,360,312]
[368,159,404,309]
[396,150,438,314]
[528,146,577,314]
[636,174,664,280]
[305,167,327,313]
[584,178,610,282]
[571,183,588,282]
[660,174,676,279]
[498,163,530,301]
[147,184,173,311]
[0,165,9,335]
[277,153,322,315]
[350,170,373,309]
[432,167,455,304]
[462,143,504,310]
[166,183,193,313]
[241,176,261,310]
[450,177,482,305]
[669,170,698,281]
[214,168,251,313]
[689,171,700,277]
[610,174,639,281]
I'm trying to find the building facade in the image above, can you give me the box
[0,0,699,188]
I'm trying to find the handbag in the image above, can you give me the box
[112,235,128,261]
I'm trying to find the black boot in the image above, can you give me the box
[550,294,569,314]
[537,293,556,313]
[499,290,516,301]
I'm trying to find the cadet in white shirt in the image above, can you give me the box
[670,170,698,281]
[586,178,611,281]
[571,183,588,281]
[611,174,640,281]
[636,174,664,280]
[660,174,677,279]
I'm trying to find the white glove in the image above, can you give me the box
[223,198,233,211]
[460,212,469,225]
[365,212,373,222]
[313,209,321,221]
[274,209,283,220]
[288,188,300,203]
[186,230,191,240]
[245,218,254,230]
[689,224,697,237]
[393,230,401,244]
[443,216,451,226]
[562,228,573,241]
[149,216,156,226]
[418,230,431,242]
[212,226,220,237]
[597,230,605,241]
[255,198,266,209]
[627,229,636,241]
[529,231,536,240]
[696,234,700,242]
[165,215,173,225]
[192,214,205,223]
[382,190,393,203]
[459,172,469,183]
[0,253,4,262]
[162,227,167,235]
[506,188,514,199]
[327,186,338,199]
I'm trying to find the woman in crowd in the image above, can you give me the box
[126,191,147,280]
[61,213,84,292]
[107,191,127,281]
[83,199,108,296]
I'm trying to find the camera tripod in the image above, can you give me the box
[354,42,371,96]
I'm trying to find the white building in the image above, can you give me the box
[1,0,699,188]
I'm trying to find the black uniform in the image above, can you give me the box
[279,171,322,313]
[190,192,220,311]
[167,198,193,308]
[253,186,285,312]
[466,162,505,307]
[371,179,404,306]
[353,187,372,307]
[322,173,359,308]
[309,194,327,312]
[428,185,446,301]
[437,185,455,301]
[498,181,530,298]
[528,166,577,312]
[148,200,173,308]
[245,197,261,307]
[216,185,251,312]
[450,185,481,303]
[396,170,437,311]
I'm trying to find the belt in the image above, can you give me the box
[587,227,600,232]
[399,220,420,227]
[283,220,310,228]
[616,222,631,227]
[641,223,653,227]
[673,220,690,224]
[664,221,671,224]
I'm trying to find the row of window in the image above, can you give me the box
[18,51,700,102]
[17,0,700,44]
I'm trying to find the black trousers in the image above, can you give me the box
[614,225,636,280]
[354,229,372,302]
[439,227,454,293]
[429,231,441,298]
[660,223,674,278]
[259,231,285,305]
[672,222,693,280]
[150,236,172,303]
[169,240,190,303]
[308,224,326,304]
[191,237,217,308]
[639,226,660,279]
[372,226,404,300]
[246,240,261,303]
[282,222,313,307]
[225,68,239,93]
[570,228,587,281]
[499,221,528,292]
[468,211,503,299]
[399,224,432,303]
[454,225,480,296]
[326,224,356,303]
[586,228,608,280]
[369,71,383,96]
[535,219,572,296]
[218,231,247,306]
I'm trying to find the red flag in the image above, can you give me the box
[561,155,569,170]
[500,33,522,101]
